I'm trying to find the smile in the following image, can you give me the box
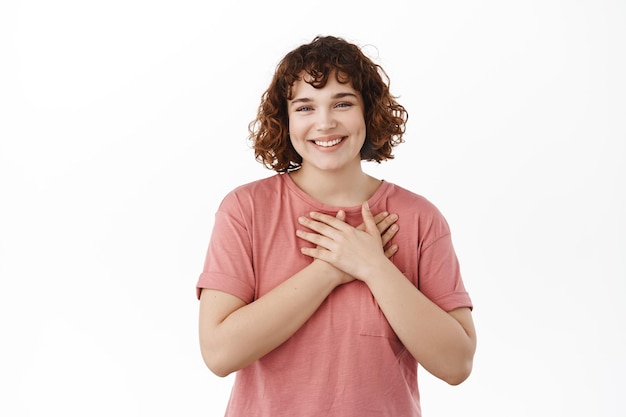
[313,137,344,147]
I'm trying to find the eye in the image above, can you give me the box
[295,105,313,112]
[335,102,353,108]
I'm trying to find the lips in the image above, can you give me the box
[314,138,343,147]
[310,136,345,148]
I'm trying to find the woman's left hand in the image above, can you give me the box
[296,202,391,282]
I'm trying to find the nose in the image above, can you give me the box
[315,109,337,131]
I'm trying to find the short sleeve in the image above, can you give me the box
[418,217,472,312]
[196,192,256,302]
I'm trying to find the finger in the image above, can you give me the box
[376,213,398,235]
[309,211,345,251]
[300,245,334,264]
[372,211,389,224]
[383,244,398,258]
[298,217,342,242]
[295,229,334,250]
[305,212,351,233]
[357,211,387,231]
[380,223,399,247]
[361,202,378,236]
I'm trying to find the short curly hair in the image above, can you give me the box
[248,35,408,172]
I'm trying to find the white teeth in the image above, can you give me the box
[314,138,343,147]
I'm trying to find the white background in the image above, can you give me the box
[1,0,624,416]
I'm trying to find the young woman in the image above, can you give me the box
[197,35,476,417]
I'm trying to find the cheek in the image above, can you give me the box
[288,121,311,146]
[288,118,302,137]
[352,120,367,141]
[347,113,366,133]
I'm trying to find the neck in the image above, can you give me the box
[289,162,380,207]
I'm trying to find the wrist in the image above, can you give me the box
[310,259,350,287]
[359,256,396,286]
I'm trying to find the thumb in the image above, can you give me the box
[361,202,377,236]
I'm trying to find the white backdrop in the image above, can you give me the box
[1,0,625,416]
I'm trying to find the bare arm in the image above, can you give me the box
[199,212,399,377]
[297,203,476,385]
[360,262,476,385]
[199,260,340,377]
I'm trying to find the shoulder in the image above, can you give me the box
[384,182,442,215]
[383,181,451,236]
[217,174,284,213]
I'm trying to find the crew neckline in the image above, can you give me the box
[280,172,391,213]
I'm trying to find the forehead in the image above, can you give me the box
[289,72,359,99]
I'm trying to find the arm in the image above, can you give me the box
[199,211,399,377]
[297,203,476,385]
[359,262,476,385]
[199,260,341,377]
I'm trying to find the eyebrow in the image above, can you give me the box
[289,92,359,106]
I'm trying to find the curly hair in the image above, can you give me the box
[249,35,408,173]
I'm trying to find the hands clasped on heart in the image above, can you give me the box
[296,202,399,285]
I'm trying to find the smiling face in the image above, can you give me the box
[287,73,366,175]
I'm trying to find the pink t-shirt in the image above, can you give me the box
[197,173,472,417]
